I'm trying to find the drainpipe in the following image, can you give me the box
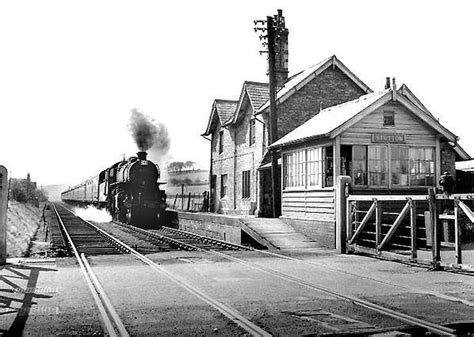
[233,129,237,210]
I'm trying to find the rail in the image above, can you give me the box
[203,247,456,335]
[52,204,129,336]
[59,205,270,336]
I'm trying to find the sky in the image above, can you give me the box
[1,0,473,187]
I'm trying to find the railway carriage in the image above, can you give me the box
[61,152,166,228]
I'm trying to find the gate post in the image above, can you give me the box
[336,176,351,253]
[0,166,7,265]
[428,187,441,269]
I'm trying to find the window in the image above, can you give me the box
[410,147,435,186]
[391,146,409,186]
[220,174,227,198]
[283,150,305,188]
[219,131,224,154]
[383,111,395,126]
[283,147,324,189]
[242,170,250,198]
[368,146,388,186]
[351,145,435,187]
[249,119,256,145]
[307,148,323,187]
[352,146,367,185]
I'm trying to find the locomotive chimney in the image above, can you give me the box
[137,151,147,160]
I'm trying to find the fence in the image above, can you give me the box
[345,187,474,270]
[166,184,209,212]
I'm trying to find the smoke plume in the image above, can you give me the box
[128,108,170,156]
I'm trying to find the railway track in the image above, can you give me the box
[112,220,251,252]
[53,204,461,335]
[124,225,458,336]
[52,203,271,336]
[53,204,124,256]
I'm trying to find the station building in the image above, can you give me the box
[202,54,373,216]
[269,80,470,246]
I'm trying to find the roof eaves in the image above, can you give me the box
[454,143,471,160]
[270,133,329,150]
[332,55,373,94]
[202,101,219,136]
[397,95,457,142]
[399,84,435,119]
[232,83,250,124]
[255,57,333,115]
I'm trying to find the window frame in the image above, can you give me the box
[383,111,395,126]
[218,130,224,154]
[242,170,251,199]
[282,146,327,191]
[220,174,227,198]
[350,144,436,188]
[249,119,256,146]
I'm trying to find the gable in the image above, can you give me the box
[275,66,369,140]
[256,55,372,115]
[342,101,437,145]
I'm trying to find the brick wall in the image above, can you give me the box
[276,67,366,139]
[211,120,235,213]
[177,211,242,243]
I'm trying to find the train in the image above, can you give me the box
[61,151,167,228]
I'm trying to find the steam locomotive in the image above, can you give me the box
[61,152,167,228]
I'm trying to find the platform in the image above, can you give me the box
[176,211,324,250]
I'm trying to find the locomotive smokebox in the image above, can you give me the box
[137,151,147,160]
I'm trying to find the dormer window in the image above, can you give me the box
[383,111,395,126]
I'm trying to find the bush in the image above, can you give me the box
[9,177,48,205]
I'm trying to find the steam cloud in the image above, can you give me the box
[128,108,170,156]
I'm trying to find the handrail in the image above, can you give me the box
[347,195,428,201]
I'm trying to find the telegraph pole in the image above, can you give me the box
[255,12,285,218]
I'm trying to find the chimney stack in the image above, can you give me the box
[137,151,147,161]
[385,77,391,89]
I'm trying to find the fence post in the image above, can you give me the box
[336,176,351,253]
[173,193,178,209]
[409,198,417,260]
[454,198,462,265]
[181,184,184,211]
[428,187,441,269]
[0,166,8,265]
[375,199,382,249]
[187,192,192,211]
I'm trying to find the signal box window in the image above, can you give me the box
[220,174,228,198]
[219,131,224,154]
[242,170,250,198]
[383,111,395,126]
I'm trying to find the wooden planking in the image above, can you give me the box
[341,132,436,146]
[281,210,335,220]
[283,190,334,198]
[343,102,437,145]
[282,188,335,219]
[283,194,334,201]
[282,201,334,209]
